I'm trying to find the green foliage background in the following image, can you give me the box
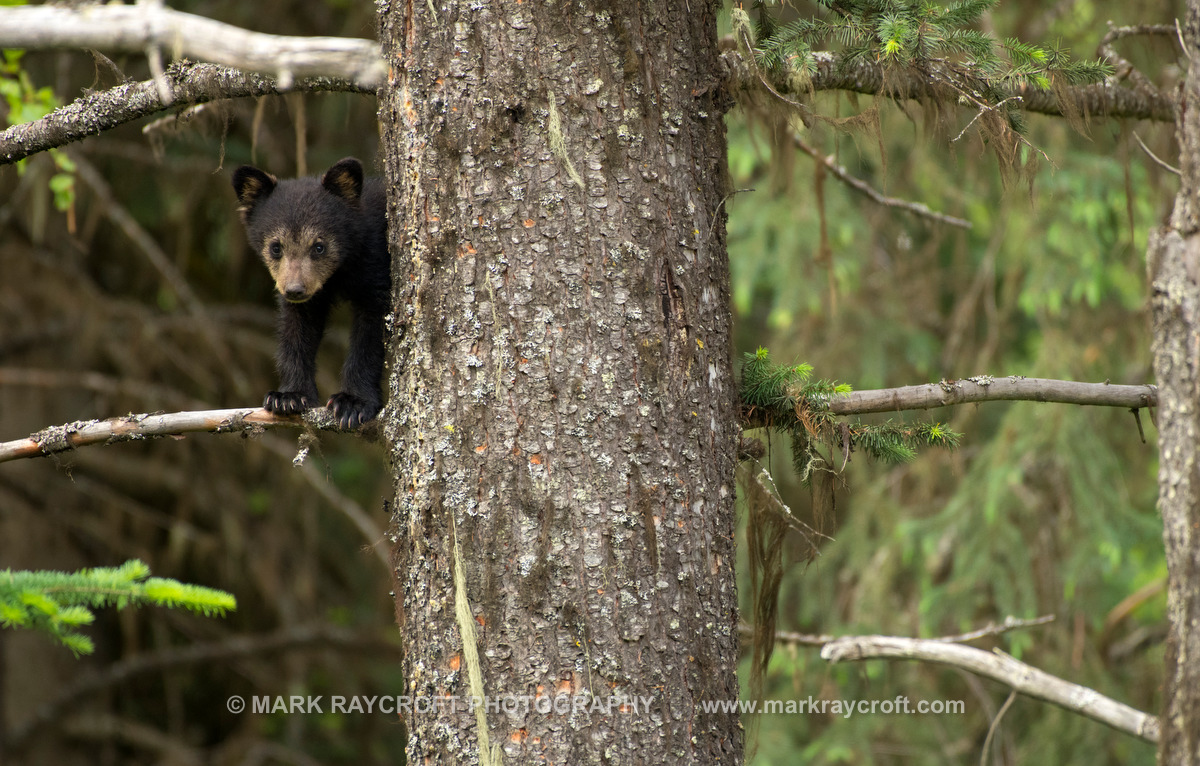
[0,0,1181,763]
[0,1,403,763]
[730,2,1175,763]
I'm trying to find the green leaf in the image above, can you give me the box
[49,173,75,211]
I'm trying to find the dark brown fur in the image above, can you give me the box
[232,158,389,429]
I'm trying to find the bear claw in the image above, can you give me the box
[264,391,311,415]
[327,392,380,430]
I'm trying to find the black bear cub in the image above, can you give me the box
[232,158,389,429]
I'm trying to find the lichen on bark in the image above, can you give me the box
[377,0,743,761]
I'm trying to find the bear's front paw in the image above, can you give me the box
[327,392,381,430]
[264,391,311,415]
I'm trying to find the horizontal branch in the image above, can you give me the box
[815,376,1158,416]
[1,7,1170,127]
[0,61,370,165]
[0,367,390,568]
[0,406,371,465]
[0,4,385,88]
[723,49,1177,123]
[743,614,1055,647]
[821,634,1160,743]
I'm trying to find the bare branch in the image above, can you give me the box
[1097,577,1168,661]
[1097,23,1180,96]
[748,627,835,646]
[813,376,1158,416]
[736,463,830,555]
[0,4,385,88]
[791,132,972,229]
[0,368,390,569]
[260,434,391,570]
[741,614,1055,648]
[980,690,1019,766]
[1133,131,1181,176]
[821,635,1160,743]
[0,61,370,165]
[928,614,1057,644]
[0,406,375,465]
[0,366,192,406]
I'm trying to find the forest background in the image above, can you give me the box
[0,0,1178,763]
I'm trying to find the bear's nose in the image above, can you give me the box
[284,286,308,302]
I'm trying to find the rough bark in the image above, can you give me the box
[1149,4,1200,765]
[378,0,741,763]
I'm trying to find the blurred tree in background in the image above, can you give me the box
[730,2,1177,763]
[0,0,1185,763]
[0,2,405,763]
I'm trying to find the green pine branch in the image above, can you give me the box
[740,348,960,482]
[738,0,1112,132]
[0,560,236,655]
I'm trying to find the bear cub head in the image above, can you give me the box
[232,158,367,303]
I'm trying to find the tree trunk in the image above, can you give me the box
[1150,4,1200,765]
[377,0,742,762]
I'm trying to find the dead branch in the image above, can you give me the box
[1097,577,1168,660]
[259,434,391,570]
[0,61,370,165]
[0,4,384,88]
[815,376,1158,416]
[0,406,375,465]
[821,634,1160,743]
[734,612,1056,648]
[791,132,972,229]
[58,714,202,764]
[1133,131,1181,175]
[0,366,189,406]
[0,368,390,568]
[760,627,835,646]
[1097,23,1180,97]
[980,690,1019,766]
[928,614,1057,643]
[749,614,1055,648]
[736,464,829,555]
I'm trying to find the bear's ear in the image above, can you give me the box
[232,166,278,219]
[322,157,364,203]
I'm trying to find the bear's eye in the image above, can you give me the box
[268,241,282,259]
[313,242,326,256]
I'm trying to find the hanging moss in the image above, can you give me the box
[740,346,961,483]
